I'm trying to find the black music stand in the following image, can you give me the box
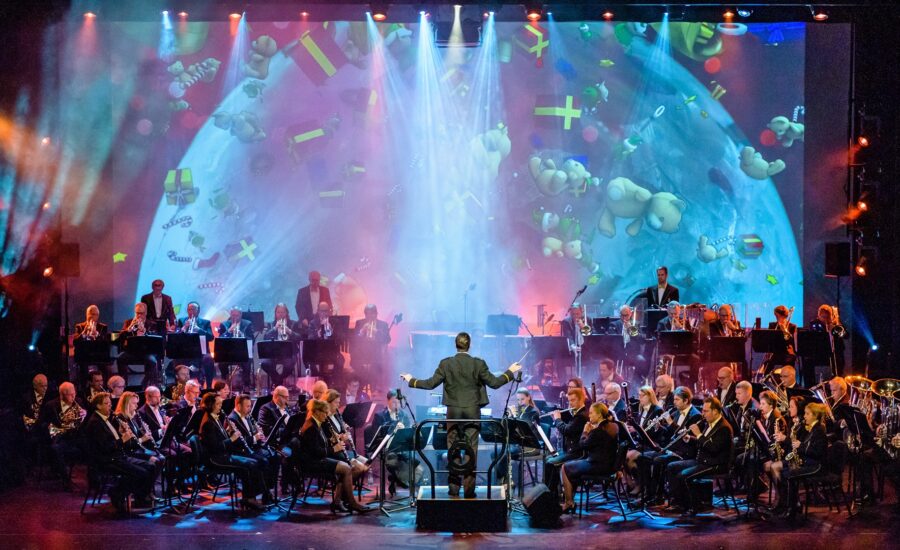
[644,309,668,334]
[797,329,833,382]
[258,340,296,368]
[483,419,540,501]
[379,427,427,516]
[161,406,192,446]
[74,339,111,363]
[243,311,265,334]
[280,413,306,447]
[251,395,273,420]
[166,333,207,359]
[343,401,376,430]
[583,334,625,360]
[538,385,567,407]
[302,339,341,374]
[750,329,787,377]
[531,337,569,361]
[590,317,614,335]
[657,331,693,356]
[707,336,749,379]
[214,337,252,363]
[329,315,350,337]
[123,335,165,356]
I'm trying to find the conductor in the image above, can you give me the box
[400,332,522,498]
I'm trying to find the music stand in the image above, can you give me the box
[644,309,668,334]
[750,329,790,377]
[162,406,193,447]
[74,339,112,365]
[279,413,306,447]
[583,334,625,360]
[329,315,350,336]
[379,427,427,516]
[707,336,749,379]
[590,317,614,335]
[264,413,287,446]
[486,314,521,336]
[166,333,206,359]
[214,338,252,363]
[242,311,265,334]
[538,385,567,406]
[657,331,693,356]
[797,329,833,380]
[123,335,165,356]
[258,340,295,361]
[302,339,340,371]
[343,401,376,429]
[251,395,273,420]
[531,337,569,361]
[221,396,235,416]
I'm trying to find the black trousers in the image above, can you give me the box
[105,455,157,500]
[116,352,160,387]
[211,453,266,498]
[261,357,294,388]
[543,451,581,498]
[666,459,721,509]
[447,405,480,496]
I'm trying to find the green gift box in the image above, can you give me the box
[164,168,198,206]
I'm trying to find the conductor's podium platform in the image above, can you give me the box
[415,485,508,532]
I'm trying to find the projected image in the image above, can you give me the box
[104,16,805,326]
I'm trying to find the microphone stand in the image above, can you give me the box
[567,285,588,379]
[392,388,418,511]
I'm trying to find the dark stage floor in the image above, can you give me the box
[1,473,898,550]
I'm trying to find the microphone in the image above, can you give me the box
[575,285,587,296]
[545,314,556,324]
[395,387,404,401]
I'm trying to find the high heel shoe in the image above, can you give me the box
[330,501,349,514]
[348,502,373,514]
[562,502,576,515]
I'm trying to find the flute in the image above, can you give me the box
[539,407,575,418]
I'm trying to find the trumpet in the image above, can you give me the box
[182,316,197,334]
[128,317,146,334]
[276,318,289,340]
[84,319,99,340]
[229,320,243,337]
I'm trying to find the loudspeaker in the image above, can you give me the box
[824,242,851,277]
[522,483,561,528]
[57,243,80,278]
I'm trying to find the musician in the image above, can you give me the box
[543,387,589,499]
[74,305,111,379]
[198,392,267,510]
[173,301,216,387]
[37,382,86,488]
[603,382,627,420]
[646,266,680,308]
[22,373,48,432]
[494,389,541,486]
[324,389,369,476]
[779,366,799,390]
[82,370,106,410]
[216,306,254,390]
[567,377,592,405]
[655,374,676,410]
[352,304,391,387]
[367,390,418,495]
[770,396,808,511]
[610,305,650,380]
[107,375,127,411]
[138,279,176,334]
[260,303,300,388]
[810,304,847,376]
[228,393,279,499]
[115,391,164,465]
[257,385,291,444]
[342,376,370,406]
[560,402,620,513]
[596,358,625,393]
[296,399,370,513]
[763,305,797,374]
[625,386,664,475]
[727,381,758,456]
[401,332,521,498]
[164,364,191,404]
[83,392,158,511]
[730,383,763,498]
[306,301,345,378]
[664,396,733,514]
[138,386,166,442]
[176,379,201,415]
[656,301,692,332]
[715,366,737,407]
[780,402,829,518]
[638,386,701,504]
[116,302,162,387]
[295,270,332,328]
[561,305,588,348]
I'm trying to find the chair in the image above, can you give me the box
[577,442,630,519]
[186,435,239,512]
[80,462,126,514]
[801,441,853,517]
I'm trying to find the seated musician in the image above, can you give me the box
[827,376,882,504]
[296,399,371,513]
[164,364,191,404]
[567,377,592,405]
[216,306,254,391]
[637,386,701,505]
[83,392,157,511]
[657,301,691,332]
[116,302,162,387]
[727,381,758,462]
[560,402,620,513]
[560,305,589,382]
[610,305,649,379]
[199,392,267,510]
[37,382,86,488]
[107,375,127,414]
[770,396,807,512]
[115,391,164,466]
[749,390,783,498]
[762,305,797,375]
[228,393,279,500]
[138,386,167,442]
[715,366,737,407]
[366,390,418,495]
[603,382,627,420]
[260,303,300,388]
[177,379,201,415]
[342,376,370,406]
[352,304,391,387]
[324,389,369,476]
[625,386,664,479]
[22,373,48,433]
[258,385,291,442]
[172,301,216,387]
[306,301,345,378]
[779,365,800,390]
[305,380,329,415]
[82,370,107,411]
[810,304,847,376]
[543,387,590,500]
[655,374,676,410]
[74,304,110,379]
[596,358,625,393]
[779,402,829,518]
[495,389,541,485]
[664,396,733,514]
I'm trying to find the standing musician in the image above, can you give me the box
[140,279,176,335]
[84,392,158,512]
[646,266,680,308]
[117,302,162,387]
[74,305,111,379]
[37,381,86,488]
[295,270,332,329]
[664,396,733,514]
[199,392,268,510]
[296,399,371,513]
[779,402,829,519]
[352,304,392,388]
[216,306,254,390]
[173,301,216,387]
[260,303,301,388]
[810,304,847,377]
[543,387,590,500]
[762,305,797,375]
[401,332,521,498]
[560,402,620,513]
[228,394,280,499]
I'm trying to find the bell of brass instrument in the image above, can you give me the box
[183,316,197,334]
[84,319,99,340]
[49,401,87,438]
[276,318,288,341]
[129,317,145,334]
[624,320,639,338]
[229,319,243,338]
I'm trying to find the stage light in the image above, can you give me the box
[525,1,542,21]
[42,267,53,278]
[178,11,188,18]
[41,136,50,146]
[855,257,868,277]
[737,8,752,18]
[28,344,35,351]
[856,200,868,212]
[229,13,242,20]
[162,10,168,16]
[812,7,828,21]
[602,10,614,21]
[84,11,96,19]
[871,343,879,351]
[42,201,51,211]
[857,135,870,147]
[300,11,309,17]
[723,9,735,19]
[371,3,388,21]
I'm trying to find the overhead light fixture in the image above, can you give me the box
[602,10,614,21]
[723,9,735,19]
[857,135,870,148]
[371,2,388,21]
[855,257,867,277]
[737,8,752,18]
[178,11,188,18]
[525,1,543,21]
[84,11,96,19]
[811,6,829,21]
[229,13,241,20]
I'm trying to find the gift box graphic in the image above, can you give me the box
[289,24,348,85]
[163,168,198,206]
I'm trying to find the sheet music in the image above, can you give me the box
[370,430,393,460]
[534,423,555,454]
[364,402,377,425]
[199,335,207,355]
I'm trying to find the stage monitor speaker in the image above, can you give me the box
[824,242,850,277]
[522,483,561,528]
[57,243,80,278]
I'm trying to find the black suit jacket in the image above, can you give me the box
[138,403,165,441]
[140,292,176,333]
[83,413,126,464]
[581,420,619,470]
[717,383,737,408]
[798,422,828,467]
[408,352,515,408]
[295,285,332,325]
[353,318,391,345]
[218,319,254,339]
[767,322,798,360]
[609,399,628,421]
[646,284,679,308]
[200,414,240,458]
[38,397,87,431]
[298,418,330,464]
[176,317,215,339]
[696,417,734,467]
[263,320,301,343]
[257,401,288,441]
[74,321,109,341]
[554,405,590,455]
[665,406,702,458]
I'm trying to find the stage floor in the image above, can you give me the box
[1,474,898,550]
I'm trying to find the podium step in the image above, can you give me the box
[416,485,508,532]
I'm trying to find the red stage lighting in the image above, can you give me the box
[84,12,96,19]
[855,262,867,277]
[602,11,614,21]
[525,1,542,21]
[43,267,54,278]
[857,200,868,212]
[229,13,242,20]
[300,11,309,17]
[178,11,188,18]
[857,136,870,147]
[812,9,828,21]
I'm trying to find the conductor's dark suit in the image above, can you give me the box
[645,284,680,308]
[295,285,332,326]
[407,351,515,496]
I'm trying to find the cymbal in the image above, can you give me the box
[873,378,900,398]
[845,375,874,392]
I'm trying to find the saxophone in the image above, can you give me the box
[770,417,786,462]
[784,422,803,468]
[49,401,87,438]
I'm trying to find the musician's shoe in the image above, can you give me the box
[242,498,264,511]
[348,503,373,514]
[388,480,396,496]
[329,501,349,514]
[448,484,460,497]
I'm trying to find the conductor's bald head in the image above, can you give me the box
[455,332,471,352]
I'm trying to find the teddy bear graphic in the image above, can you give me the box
[597,177,686,238]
